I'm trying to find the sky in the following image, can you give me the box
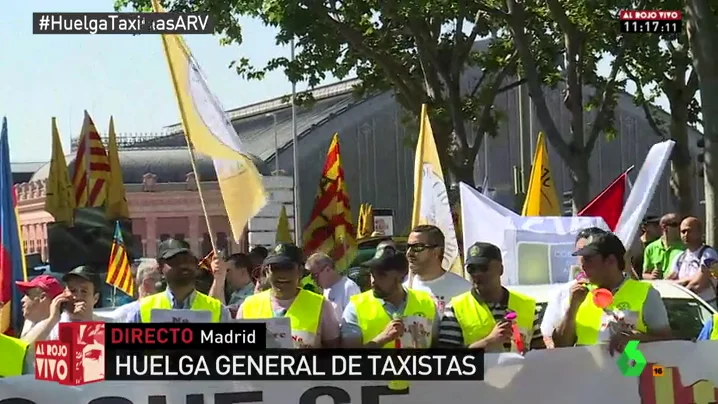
[2,1,673,163]
[2,0,334,163]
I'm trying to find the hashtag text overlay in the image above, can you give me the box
[33,13,213,35]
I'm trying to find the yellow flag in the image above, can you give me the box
[105,117,130,220]
[44,117,75,224]
[276,205,293,244]
[411,105,462,275]
[152,0,267,241]
[357,203,374,238]
[522,132,560,216]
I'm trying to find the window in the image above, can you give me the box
[159,233,170,242]
[174,233,185,241]
[201,233,212,257]
[216,232,229,254]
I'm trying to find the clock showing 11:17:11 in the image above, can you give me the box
[620,20,682,33]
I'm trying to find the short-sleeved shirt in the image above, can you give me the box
[340,288,441,345]
[668,246,718,305]
[126,289,232,323]
[643,238,685,278]
[227,282,255,308]
[438,288,542,351]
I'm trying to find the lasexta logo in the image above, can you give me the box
[617,340,647,376]
[34,321,105,385]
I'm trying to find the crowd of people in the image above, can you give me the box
[2,216,718,378]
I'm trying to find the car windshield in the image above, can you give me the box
[663,297,712,340]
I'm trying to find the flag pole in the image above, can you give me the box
[291,39,302,245]
[160,37,218,253]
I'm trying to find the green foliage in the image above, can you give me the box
[117,0,524,184]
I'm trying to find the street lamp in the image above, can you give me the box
[265,113,280,175]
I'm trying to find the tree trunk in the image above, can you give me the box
[668,109,694,217]
[686,0,718,244]
[568,154,591,213]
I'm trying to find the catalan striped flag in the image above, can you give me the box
[72,111,111,208]
[0,118,27,335]
[302,134,357,270]
[638,363,718,404]
[106,222,135,296]
[198,250,214,272]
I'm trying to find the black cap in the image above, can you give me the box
[263,243,304,266]
[361,244,408,272]
[642,215,660,225]
[572,232,626,258]
[465,242,502,267]
[157,238,192,260]
[62,266,101,291]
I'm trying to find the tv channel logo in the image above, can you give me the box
[616,340,647,377]
[35,321,105,385]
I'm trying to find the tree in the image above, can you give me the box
[622,0,701,217]
[478,0,628,211]
[118,0,525,187]
[686,0,718,243]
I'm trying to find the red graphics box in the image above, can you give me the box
[35,321,105,385]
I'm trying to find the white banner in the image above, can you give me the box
[615,140,675,248]
[460,183,609,285]
[3,341,717,404]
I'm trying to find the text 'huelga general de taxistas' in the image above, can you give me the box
[105,323,485,381]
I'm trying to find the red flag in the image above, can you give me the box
[578,171,630,230]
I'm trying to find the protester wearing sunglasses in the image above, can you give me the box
[643,213,685,280]
[405,225,470,313]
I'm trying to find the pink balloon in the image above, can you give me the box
[592,288,614,309]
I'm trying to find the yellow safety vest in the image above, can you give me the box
[242,289,324,348]
[710,314,718,340]
[139,291,223,323]
[300,275,321,294]
[351,288,436,348]
[0,334,29,377]
[575,279,650,345]
[450,290,536,350]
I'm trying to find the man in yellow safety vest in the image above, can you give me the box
[438,242,540,352]
[127,239,229,323]
[0,302,29,377]
[554,232,672,353]
[238,243,340,348]
[340,244,439,349]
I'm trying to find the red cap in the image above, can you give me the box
[15,275,64,298]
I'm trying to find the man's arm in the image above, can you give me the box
[209,259,228,304]
[319,299,341,348]
[642,245,659,279]
[340,302,364,348]
[638,287,673,340]
[540,288,566,349]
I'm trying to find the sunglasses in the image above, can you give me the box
[407,243,438,253]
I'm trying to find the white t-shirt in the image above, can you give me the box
[323,276,361,320]
[669,246,718,305]
[48,312,111,340]
[404,272,472,313]
[540,282,574,338]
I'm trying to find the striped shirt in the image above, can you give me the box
[439,288,543,350]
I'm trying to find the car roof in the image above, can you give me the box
[507,280,696,304]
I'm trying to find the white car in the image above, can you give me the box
[508,280,717,342]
